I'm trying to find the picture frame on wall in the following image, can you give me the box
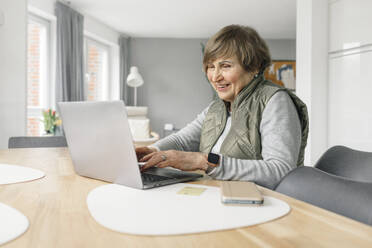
[264,60,296,91]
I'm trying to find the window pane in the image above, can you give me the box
[27,117,42,136]
[85,39,109,101]
[27,16,49,136]
[27,21,44,107]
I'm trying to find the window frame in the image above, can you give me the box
[26,7,57,136]
[84,36,111,101]
[84,31,120,101]
[27,13,50,109]
[25,5,120,135]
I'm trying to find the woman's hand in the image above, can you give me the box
[140,150,208,172]
[135,146,158,161]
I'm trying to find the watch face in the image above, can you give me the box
[208,153,220,164]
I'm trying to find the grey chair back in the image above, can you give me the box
[275,166,372,226]
[315,145,372,182]
[8,136,67,148]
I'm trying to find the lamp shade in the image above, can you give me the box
[126,66,144,88]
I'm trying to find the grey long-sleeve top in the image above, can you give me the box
[152,91,302,189]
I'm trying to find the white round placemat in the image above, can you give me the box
[87,183,290,235]
[0,202,29,245]
[0,164,45,185]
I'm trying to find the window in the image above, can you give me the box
[26,13,51,136]
[84,37,110,101]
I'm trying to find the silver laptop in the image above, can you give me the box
[58,101,202,189]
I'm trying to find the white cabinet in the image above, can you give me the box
[327,0,372,151]
[328,48,372,150]
[329,0,372,52]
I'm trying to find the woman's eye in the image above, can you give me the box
[207,65,215,70]
[222,64,231,68]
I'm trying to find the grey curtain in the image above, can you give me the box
[55,2,84,102]
[119,35,131,103]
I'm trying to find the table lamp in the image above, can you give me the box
[126,66,144,106]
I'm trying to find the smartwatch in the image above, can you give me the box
[207,152,220,167]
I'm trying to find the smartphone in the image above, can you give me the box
[220,181,264,205]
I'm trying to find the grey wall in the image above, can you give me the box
[266,39,296,60]
[129,38,213,136]
[129,38,296,137]
[266,40,296,60]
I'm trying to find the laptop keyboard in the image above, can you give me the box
[141,173,171,183]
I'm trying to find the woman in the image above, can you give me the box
[136,25,308,189]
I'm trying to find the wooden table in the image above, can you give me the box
[0,148,372,248]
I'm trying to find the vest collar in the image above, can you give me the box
[229,74,264,110]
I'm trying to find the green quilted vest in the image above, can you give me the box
[199,74,309,166]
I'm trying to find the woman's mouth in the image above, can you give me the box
[216,83,231,92]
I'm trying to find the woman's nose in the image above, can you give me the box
[212,68,223,82]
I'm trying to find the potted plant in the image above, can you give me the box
[41,109,62,135]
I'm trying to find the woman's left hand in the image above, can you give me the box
[140,150,207,172]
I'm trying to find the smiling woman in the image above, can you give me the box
[205,56,255,104]
[203,26,270,104]
[136,24,309,190]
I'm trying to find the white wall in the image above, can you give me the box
[84,15,120,45]
[296,0,328,165]
[328,0,372,151]
[0,0,27,149]
[28,0,54,13]
[28,0,120,46]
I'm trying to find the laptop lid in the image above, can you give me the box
[58,101,144,189]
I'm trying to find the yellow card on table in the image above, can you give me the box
[177,187,206,196]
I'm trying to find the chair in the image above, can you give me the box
[8,136,67,148]
[275,166,372,226]
[315,145,372,182]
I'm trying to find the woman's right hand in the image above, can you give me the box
[135,146,158,161]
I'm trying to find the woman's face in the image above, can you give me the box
[206,56,255,103]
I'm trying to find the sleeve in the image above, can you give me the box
[208,91,302,189]
[150,104,211,152]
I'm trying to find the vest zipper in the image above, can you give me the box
[209,107,228,153]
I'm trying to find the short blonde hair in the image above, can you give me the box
[203,25,271,74]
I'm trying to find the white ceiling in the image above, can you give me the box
[69,0,296,39]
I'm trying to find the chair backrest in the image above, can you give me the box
[8,136,67,149]
[275,166,372,226]
[315,145,372,182]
